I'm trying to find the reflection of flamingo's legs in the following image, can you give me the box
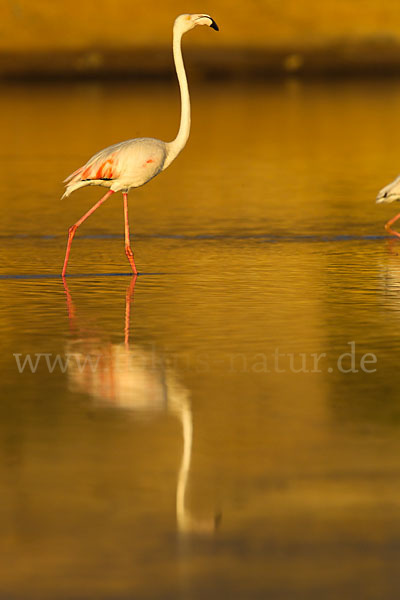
[62,276,77,334]
[386,237,400,256]
[124,275,138,347]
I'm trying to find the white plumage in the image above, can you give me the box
[376,175,400,238]
[62,138,168,198]
[376,175,400,204]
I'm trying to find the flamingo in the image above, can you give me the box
[376,175,400,238]
[61,13,219,277]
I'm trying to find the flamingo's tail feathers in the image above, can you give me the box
[61,150,120,199]
[61,180,92,199]
[64,166,85,184]
[62,165,93,199]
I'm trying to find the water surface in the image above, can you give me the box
[1,79,400,599]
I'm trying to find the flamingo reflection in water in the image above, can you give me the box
[63,276,220,534]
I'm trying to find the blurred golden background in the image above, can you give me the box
[3,3,400,599]
[3,0,400,77]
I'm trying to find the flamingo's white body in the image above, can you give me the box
[376,175,400,237]
[63,138,168,197]
[61,14,218,276]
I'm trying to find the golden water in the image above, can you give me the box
[1,78,400,598]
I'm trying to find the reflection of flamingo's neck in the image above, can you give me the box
[174,394,217,535]
[176,397,193,531]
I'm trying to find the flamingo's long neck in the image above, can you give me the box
[164,25,191,169]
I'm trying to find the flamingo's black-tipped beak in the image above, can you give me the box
[210,19,219,31]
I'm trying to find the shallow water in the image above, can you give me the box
[2,78,400,599]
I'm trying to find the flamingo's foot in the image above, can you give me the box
[385,224,400,239]
[125,246,138,274]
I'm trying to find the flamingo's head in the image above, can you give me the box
[174,13,219,34]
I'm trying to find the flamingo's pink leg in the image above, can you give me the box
[385,212,400,239]
[62,190,114,276]
[123,193,138,274]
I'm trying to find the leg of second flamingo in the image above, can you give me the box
[385,212,400,239]
[123,193,138,274]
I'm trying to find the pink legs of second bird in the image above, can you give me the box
[62,190,138,276]
[385,212,400,239]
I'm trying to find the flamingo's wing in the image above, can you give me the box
[62,138,167,199]
[64,148,121,184]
